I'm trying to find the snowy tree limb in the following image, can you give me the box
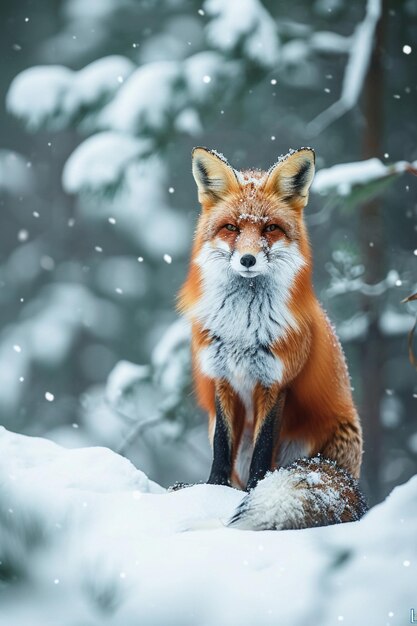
[116,416,164,455]
[326,269,400,298]
[402,292,417,370]
[308,0,382,134]
[312,158,417,197]
[407,316,417,370]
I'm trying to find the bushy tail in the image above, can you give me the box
[228,456,368,531]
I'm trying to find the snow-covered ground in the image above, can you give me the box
[0,426,416,626]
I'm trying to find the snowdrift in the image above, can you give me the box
[0,426,415,626]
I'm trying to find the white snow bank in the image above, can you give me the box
[0,427,416,626]
[0,427,161,496]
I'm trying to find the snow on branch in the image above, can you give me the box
[6,56,135,131]
[379,310,416,337]
[326,269,414,339]
[324,250,416,334]
[98,53,238,136]
[309,31,351,55]
[8,50,239,144]
[105,319,193,452]
[336,314,369,342]
[326,267,401,299]
[60,52,240,198]
[308,0,381,134]
[204,0,280,67]
[62,132,152,196]
[106,361,151,407]
[312,157,417,197]
[183,52,241,106]
[98,61,181,134]
[0,283,120,414]
[7,66,73,131]
[0,149,35,195]
[401,292,417,369]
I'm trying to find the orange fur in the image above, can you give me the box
[179,147,363,487]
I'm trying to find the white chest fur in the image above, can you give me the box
[193,242,304,395]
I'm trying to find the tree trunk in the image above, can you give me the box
[359,0,387,503]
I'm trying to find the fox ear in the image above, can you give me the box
[192,147,239,206]
[265,148,315,208]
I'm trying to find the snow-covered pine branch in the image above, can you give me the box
[6,56,135,131]
[204,0,280,67]
[312,157,417,197]
[58,53,238,197]
[105,319,193,452]
[309,0,382,134]
[0,284,120,416]
[0,150,35,195]
[62,132,152,197]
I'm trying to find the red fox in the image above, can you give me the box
[178,146,367,530]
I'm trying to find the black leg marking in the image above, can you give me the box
[246,412,276,491]
[207,397,232,486]
[246,392,286,491]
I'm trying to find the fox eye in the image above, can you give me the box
[224,224,238,232]
[264,224,281,233]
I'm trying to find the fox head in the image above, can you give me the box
[191,147,315,280]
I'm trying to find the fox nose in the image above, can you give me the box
[240,254,256,268]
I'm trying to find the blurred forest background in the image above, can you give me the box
[0,0,416,505]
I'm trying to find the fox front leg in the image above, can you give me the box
[246,389,286,491]
[207,397,233,486]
